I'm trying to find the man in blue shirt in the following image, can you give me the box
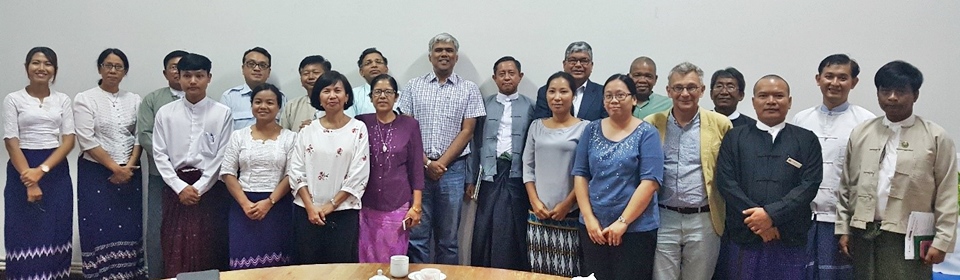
[221,47,281,130]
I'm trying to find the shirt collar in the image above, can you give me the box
[575,82,587,95]
[427,72,459,85]
[183,96,211,109]
[496,92,520,104]
[668,110,701,128]
[755,120,786,132]
[819,102,850,115]
[727,111,741,120]
[882,114,917,128]
[240,84,253,95]
[170,88,185,99]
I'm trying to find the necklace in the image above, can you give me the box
[375,121,394,153]
[107,92,121,107]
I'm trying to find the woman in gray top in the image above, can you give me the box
[523,71,590,277]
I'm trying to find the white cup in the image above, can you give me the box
[390,255,409,277]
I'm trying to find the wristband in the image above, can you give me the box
[425,159,432,169]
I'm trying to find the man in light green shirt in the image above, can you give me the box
[135,50,187,279]
[630,56,673,119]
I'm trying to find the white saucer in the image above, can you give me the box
[407,271,447,280]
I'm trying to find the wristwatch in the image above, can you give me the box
[39,164,50,173]
[617,216,627,224]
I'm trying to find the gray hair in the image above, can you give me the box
[564,41,593,59]
[428,33,460,53]
[668,62,704,84]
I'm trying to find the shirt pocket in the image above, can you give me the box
[232,109,254,122]
[199,131,218,157]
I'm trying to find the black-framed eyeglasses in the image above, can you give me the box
[362,60,386,67]
[372,89,397,97]
[564,58,592,65]
[712,84,737,92]
[100,64,125,71]
[244,61,271,70]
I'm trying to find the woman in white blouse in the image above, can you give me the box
[288,71,370,264]
[220,83,296,269]
[74,48,147,278]
[2,47,76,279]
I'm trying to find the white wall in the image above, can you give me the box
[1,0,958,267]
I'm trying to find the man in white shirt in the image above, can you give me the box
[153,53,233,276]
[792,54,875,279]
[221,47,279,130]
[349,47,391,116]
[279,55,331,132]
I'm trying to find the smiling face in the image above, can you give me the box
[563,51,593,84]
[429,41,458,74]
[666,72,704,113]
[319,80,349,113]
[25,52,56,84]
[816,63,859,107]
[603,79,637,118]
[710,77,743,111]
[300,63,325,93]
[98,53,127,89]
[629,62,657,97]
[546,77,574,117]
[493,60,523,95]
[370,79,398,114]
[251,89,281,122]
[242,51,271,86]
[752,77,792,126]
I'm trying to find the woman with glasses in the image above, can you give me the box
[525,71,591,277]
[288,71,370,264]
[572,74,664,280]
[355,74,424,263]
[3,47,76,279]
[74,48,147,278]
[220,83,296,269]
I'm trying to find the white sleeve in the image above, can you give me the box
[219,130,243,179]
[287,129,309,195]
[3,95,19,139]
[153,108,188,193]
[195,109,234,195]
[59,93,76,135]
[340,122,370,201]
[72,93,100,151]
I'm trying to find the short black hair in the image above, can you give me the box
[368,74,399,98]
[605,73,639,99]
[357,48,388,68]
[710,67,745,94]
[177,53,212,72]
[249,83,284,107]
[310,71,354,111]
[97,48,130,85]
[163,50,188,68]
[546,71,576,92]
[818,54,860,78]
[874,60,923,94]
[243,47,271,64]
[300,55,331,72]
[25,46,58,83]
[493,56,522,73]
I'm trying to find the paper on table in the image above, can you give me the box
[905,211,935,260]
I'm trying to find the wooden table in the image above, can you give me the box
[214,263,570,279]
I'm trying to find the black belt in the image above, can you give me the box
[428,155,468,162]
[658,204,710,214]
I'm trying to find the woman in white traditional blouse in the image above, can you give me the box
[288,71,370,264]
[220,83,296,269]
[2,47,76,279]
[74,48,147,278]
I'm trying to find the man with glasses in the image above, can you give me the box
[791,54,874,279]
[716,75,821,279]
[533,41,606,121]
[348,48,395,117]
[630,56,672,119]
[644,62,732,280]
[136,50,188,278]
[710,67,756,128]
[221,47,281,130]
[398,33,485,265]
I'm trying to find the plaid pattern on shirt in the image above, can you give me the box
[398,72,485,159]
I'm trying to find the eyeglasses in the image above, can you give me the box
[712,84,737,92]
[100,64,125,71]
[362,59,385,67]
[166,65,179,72]
[603,93,631,101]
[669,85,702,93]
[564,58,592,65]
[244,61,271,70]
[372,89,397,97]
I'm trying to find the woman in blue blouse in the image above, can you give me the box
[572,74,664,280]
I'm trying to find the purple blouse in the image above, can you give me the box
[356,114,426,211]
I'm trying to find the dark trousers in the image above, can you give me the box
[579,226,657,280]
[294,208,359,264]
[849,227,931,280]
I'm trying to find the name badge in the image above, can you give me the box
[786,157,802,168]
